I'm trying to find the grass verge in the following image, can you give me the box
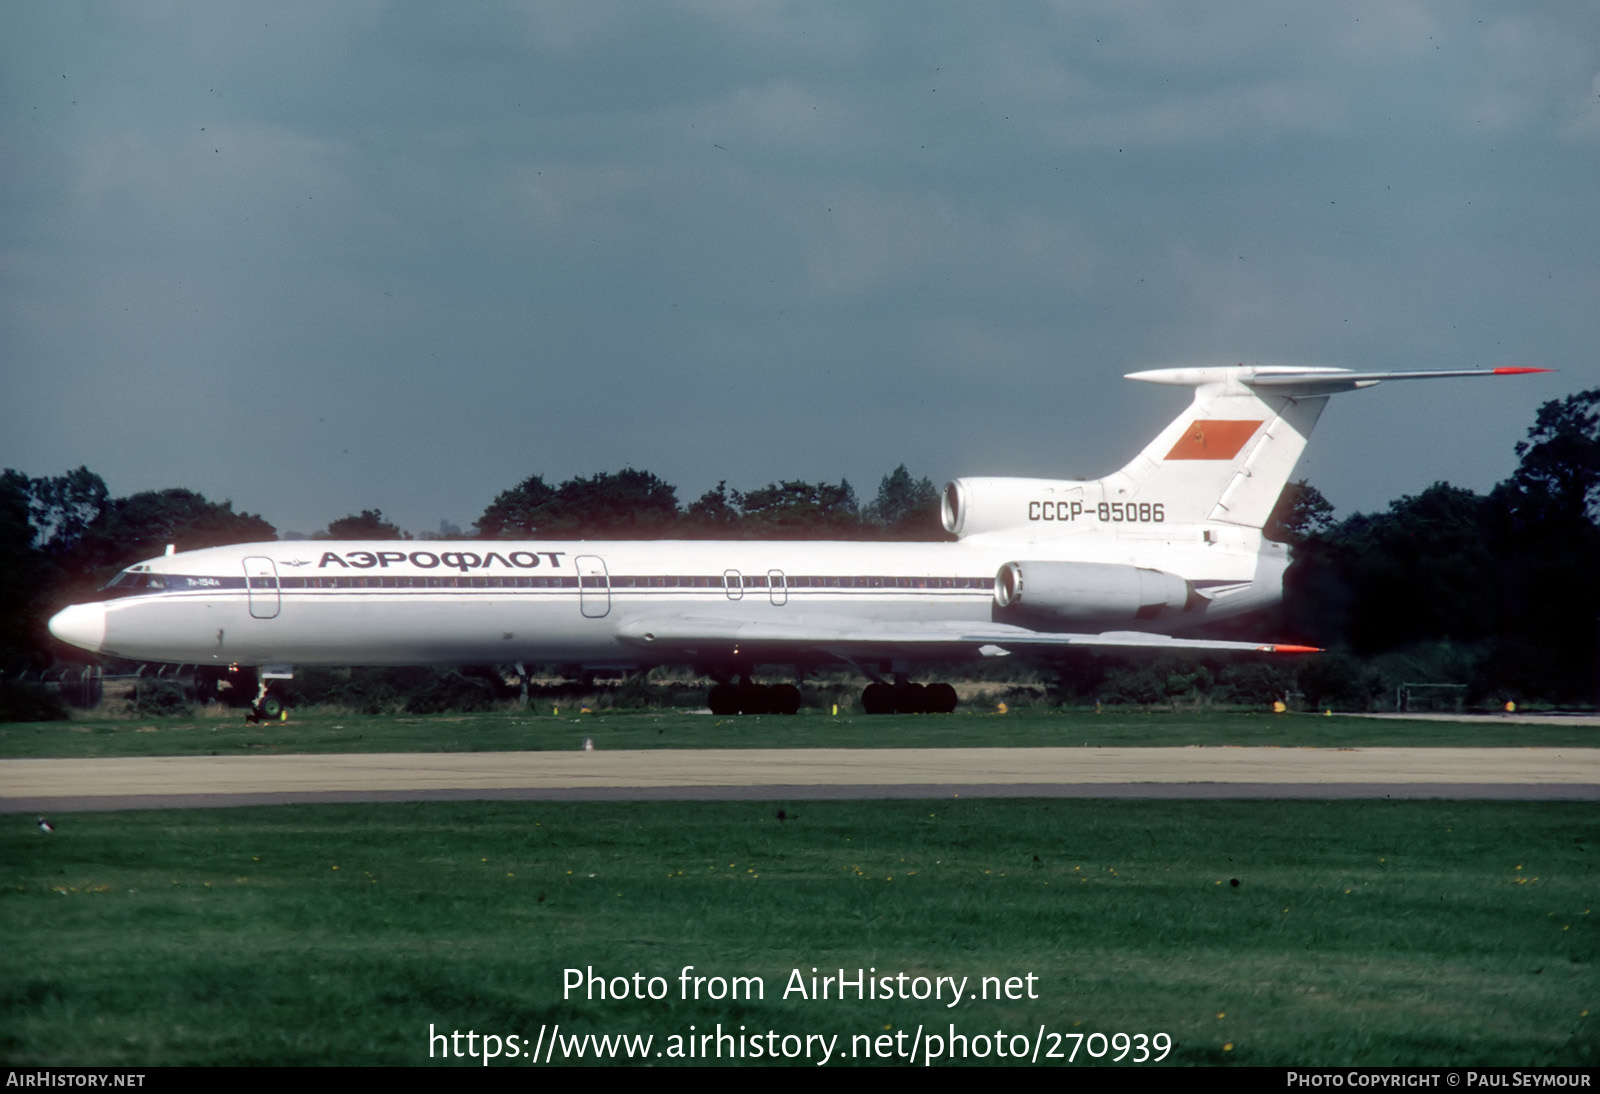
[3,708,1597,759]
[3,798,1593,1066]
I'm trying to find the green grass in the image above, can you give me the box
[2,707,1596,759]
[3,799,1594,1066]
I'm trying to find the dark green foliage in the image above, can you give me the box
[281,666,511,714]
[542,469,681,537]
[324,509,409,540]
[1503,387,1600,525]
[475,466,949,543]
[0,473,46,674]
[1288,483,1503,653]
[682,481,741,537]
[131,679,193,718]
[865,464,947,540]
[474,473,557,538]
[1214,661,1294,705]
[403,669,502,714]
[1283,390,1600,703]
[1265,479,1335,545]
[476,469,679,538]
[736,478,861,537]
[1296,651,1385,711]
[0,681,70,722]
[2,468,117,674]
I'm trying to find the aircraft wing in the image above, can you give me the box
[615,614,1318,657]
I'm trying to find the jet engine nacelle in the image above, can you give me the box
[994,560,1191,625]
[942,477,1086,538]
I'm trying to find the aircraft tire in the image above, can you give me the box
[860,682,893,714]
[926,682,959,713]
[736,684,772,715]
[895,682,929,714]
[257,695,284,720]
[708,683,739,715]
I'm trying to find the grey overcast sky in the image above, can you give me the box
[3,1,1597,537]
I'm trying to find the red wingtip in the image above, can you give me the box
[1492,367,1555,375]
[1258,644,1323,654]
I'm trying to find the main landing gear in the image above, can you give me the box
[702,667,959,715]
[859,680,958,714]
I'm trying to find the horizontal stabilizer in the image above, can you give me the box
[1127,365,1552,395]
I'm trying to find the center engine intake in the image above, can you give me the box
[994,560,1191,625]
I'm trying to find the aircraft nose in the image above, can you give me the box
[48,603,107,654]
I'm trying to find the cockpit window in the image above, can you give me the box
[94,569,166,600]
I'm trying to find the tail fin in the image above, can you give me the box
[1108,366,1551,529]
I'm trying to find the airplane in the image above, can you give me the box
[47,364,1548,718]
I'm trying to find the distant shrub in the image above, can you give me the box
[0,681,71,723]
[280,666,514,714]
[1296,652,1384,711]
[132,679,192,717]
[405,670,499,714]
[1216,662,1295,706]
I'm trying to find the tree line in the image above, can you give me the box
[2,389,1596,709]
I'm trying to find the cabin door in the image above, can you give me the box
[243,556,281,619]
[575,555,610,618]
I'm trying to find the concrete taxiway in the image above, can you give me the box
[3,746,1597,812]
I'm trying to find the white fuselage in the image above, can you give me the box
[53,527,1279,670]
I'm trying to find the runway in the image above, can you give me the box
[3,745,1597,812]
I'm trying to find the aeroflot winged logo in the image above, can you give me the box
[1164,419,1262,460]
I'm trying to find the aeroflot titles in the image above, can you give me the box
[318,550,568,572]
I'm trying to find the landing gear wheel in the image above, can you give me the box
[894,682,929,714]
[861,682,893,714]
[769,684,802,716]
[736,684,772,715]
[926,682,958,714]
[248,694,286,724]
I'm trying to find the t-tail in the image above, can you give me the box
[1116,365,1551,528]
[943,365,1551,540]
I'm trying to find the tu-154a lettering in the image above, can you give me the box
[49,365,1548,717]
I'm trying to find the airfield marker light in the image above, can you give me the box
[1505,701,1516,713]
[1273,701,1286,713]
